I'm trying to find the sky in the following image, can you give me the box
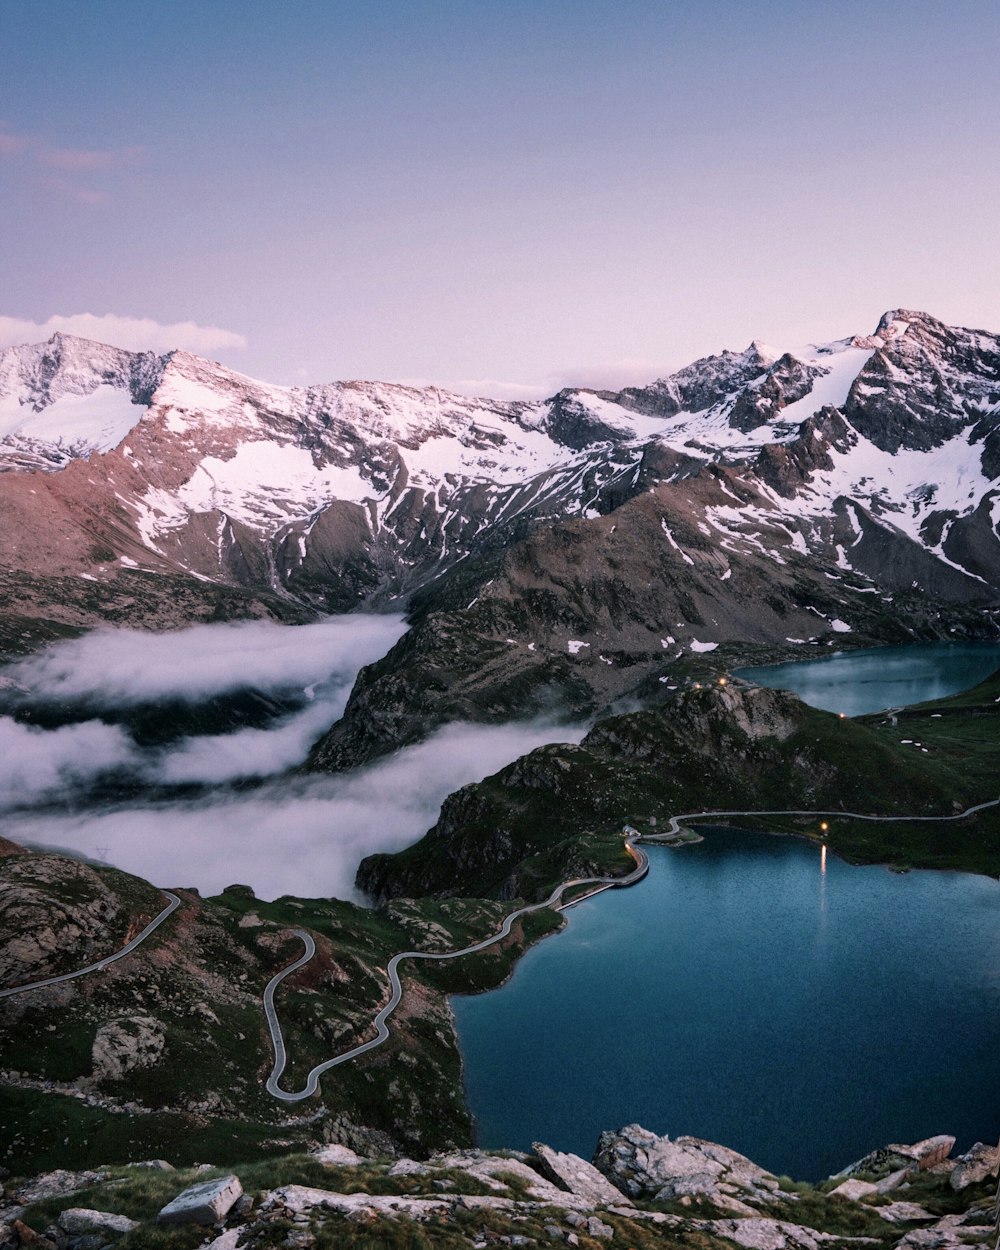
[3,0,1000,397]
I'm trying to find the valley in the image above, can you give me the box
[1,310,999,1235]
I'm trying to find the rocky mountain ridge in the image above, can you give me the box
[1,310,998,627]
[3,309,1000,759]
[355,670,1000,902]
[1,1124,996,1250]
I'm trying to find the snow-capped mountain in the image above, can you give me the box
[0,310,998,634]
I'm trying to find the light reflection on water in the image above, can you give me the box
[455,642,1000,1178]
[454,833,1000,1179]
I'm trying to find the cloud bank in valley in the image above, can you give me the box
[6,615,407,707]
[0,717,138,809]
[1,614,584,898]
[7,720,583,901]
[0,614,407,804]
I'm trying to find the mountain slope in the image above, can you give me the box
[357,668,1000,903]
[1,310,998,726]
[2,310,998,624]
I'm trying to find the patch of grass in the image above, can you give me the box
[757,1188,896,1240]
[0,1086,317,1174]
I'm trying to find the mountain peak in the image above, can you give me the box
[747,339,777,366]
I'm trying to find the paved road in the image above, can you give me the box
[265,840,649,1101]
[0,891,182,1001]
[645,793,1000,841]
[8,790,997,1100]
[265,788,1000,1102]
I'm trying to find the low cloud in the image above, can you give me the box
[156,697,351,784]
[0,717,137,808]
[6,615,405,707]
[0,122,30,156]
[0,614,405,803]
[0,313,248,355]
[415,359,678,403]
[549,358,677,393]
[0,121,147,203]
[8,721,584,900]
[1,614,584,899]
[36,178,111,206]
[38,145,145,173]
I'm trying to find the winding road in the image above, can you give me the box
[0,890,182,1001]
[264,839,649,1102]
[263,791,1000,1102]
[4,789,999,1101]
[647,793,1000,840]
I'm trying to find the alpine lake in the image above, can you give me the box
[451,641,1000,1180]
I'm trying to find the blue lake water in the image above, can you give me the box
[733,640,1000,717]
[452,643,1000,1178]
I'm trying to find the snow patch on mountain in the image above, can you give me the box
[772,343,874,424]
[0,386,142,457]
[177,443,374,525]
[803,423,995,541]
[1,311,999,613]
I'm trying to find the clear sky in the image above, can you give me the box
[2,0,999,397]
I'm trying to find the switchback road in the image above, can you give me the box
[265,840,649,1101]
[265,788,1000,1102]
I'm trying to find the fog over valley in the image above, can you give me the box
[0,615,584,898]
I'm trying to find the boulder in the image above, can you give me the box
[533,1143,627,1206]
[828,1179,877,1202]
[585,1215,615,1239]
[15,1169,106,1204]
[261,1185,452,1219]
[876,1167,913,1194]
[58,1208,139,1236]
[875,1203,935,1223]
[204,1231,242,1250]
[387,1158,426,1177]
[834,1136,956,1180]
[699,1215,853,1250]
[895,1231,970,1250]
[91,1016,165,1082]
[229,1193,254,1221]
[432,1150,582,1205]
[11,1221,55,1248]
[908,1137,957,1171]
[949,1142,999,1191]
[157,1174,243,1225]
[312,1144,367,1167]
[593,1125,776,1204]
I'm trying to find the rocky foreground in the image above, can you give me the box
[1,1125,996,1250]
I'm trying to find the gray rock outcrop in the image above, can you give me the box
[876,1203,935,1223]
[91,1015,166,1082]
[157,1174,243,1225]
[312,1144,367,1167]
[532,1142,628,1206]
[14,1169,107,1204]
[835,1136,957,1180]
[829,1179,878,1201]
[949,1142,999,1191]
[58,1207,139,1235]
[593,1124,779,1209]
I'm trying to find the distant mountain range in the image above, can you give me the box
[2,309,999,757]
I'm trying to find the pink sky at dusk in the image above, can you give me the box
[2,0,999,397]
